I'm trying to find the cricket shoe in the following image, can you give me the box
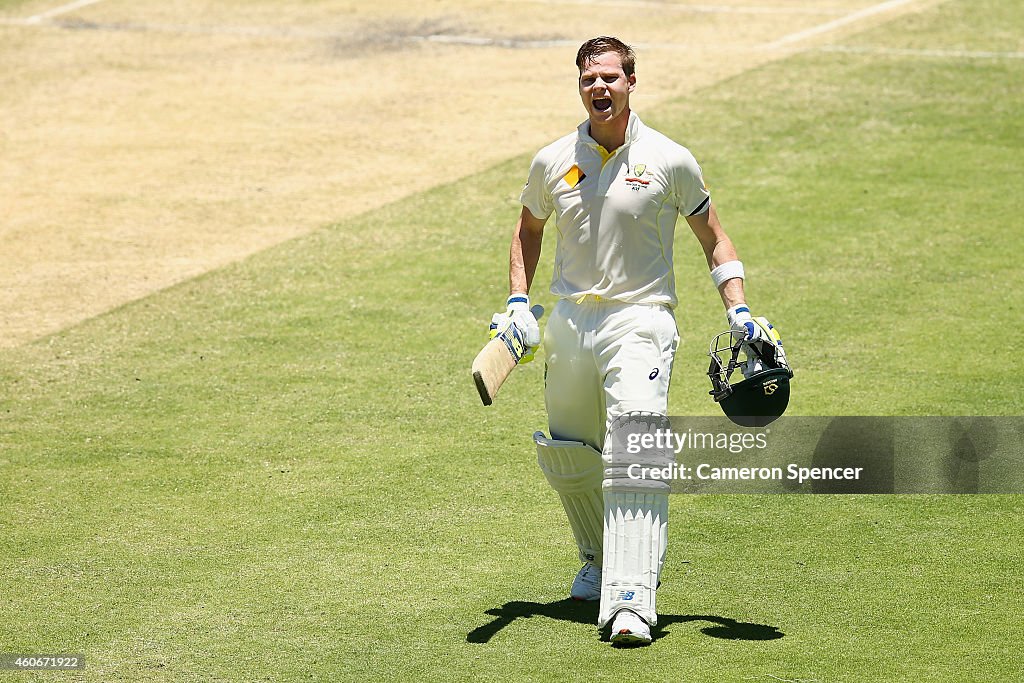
[570,562,601,601]
[609,609,652,646]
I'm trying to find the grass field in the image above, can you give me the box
[2,1,1023,681]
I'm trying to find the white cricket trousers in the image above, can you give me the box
[544,297,679,451]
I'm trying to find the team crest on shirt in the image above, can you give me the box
[624,162,653,191]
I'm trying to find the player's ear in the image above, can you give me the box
[627,73,636,93]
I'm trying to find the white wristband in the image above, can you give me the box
[710,260,744,288]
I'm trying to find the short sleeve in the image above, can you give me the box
[672,149,711,217]
[519,150,554,220]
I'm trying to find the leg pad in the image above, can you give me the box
[535,431,605,566]
[598,412,673,627]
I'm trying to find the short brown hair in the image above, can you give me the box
[576,36,635,77]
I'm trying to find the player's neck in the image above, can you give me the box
[588,108,630,153]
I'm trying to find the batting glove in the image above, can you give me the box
[490,294,542,364]
[726,304,766,343]
[726,309,789,378]
[755,316,789,370]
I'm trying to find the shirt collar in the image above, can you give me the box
[578,111,644,151]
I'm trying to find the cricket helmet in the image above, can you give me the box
[707,319,793,428]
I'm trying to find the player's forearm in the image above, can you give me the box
[509,215,543,295]
[718,277,746,309]
[693,206,746,309]
[700,234,744,308]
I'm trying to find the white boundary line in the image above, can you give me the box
[821,44,1024,60]
[762,0,918,50]
[411,34,757,50]
[518,0,848,15]
[23,0,106,24]
[409,34,576,49]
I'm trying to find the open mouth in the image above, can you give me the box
[593,97,612,112]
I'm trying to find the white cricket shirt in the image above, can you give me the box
[520,112,710,309]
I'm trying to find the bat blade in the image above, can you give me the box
[472,304,544,406]
[472,339,518,406]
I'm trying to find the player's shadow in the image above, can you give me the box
[467,599,784,644]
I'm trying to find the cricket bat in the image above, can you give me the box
[472,304,544,406]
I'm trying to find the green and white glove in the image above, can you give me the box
[726,305,789,378]
[726,304,766,343]
[489,294,543,364]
